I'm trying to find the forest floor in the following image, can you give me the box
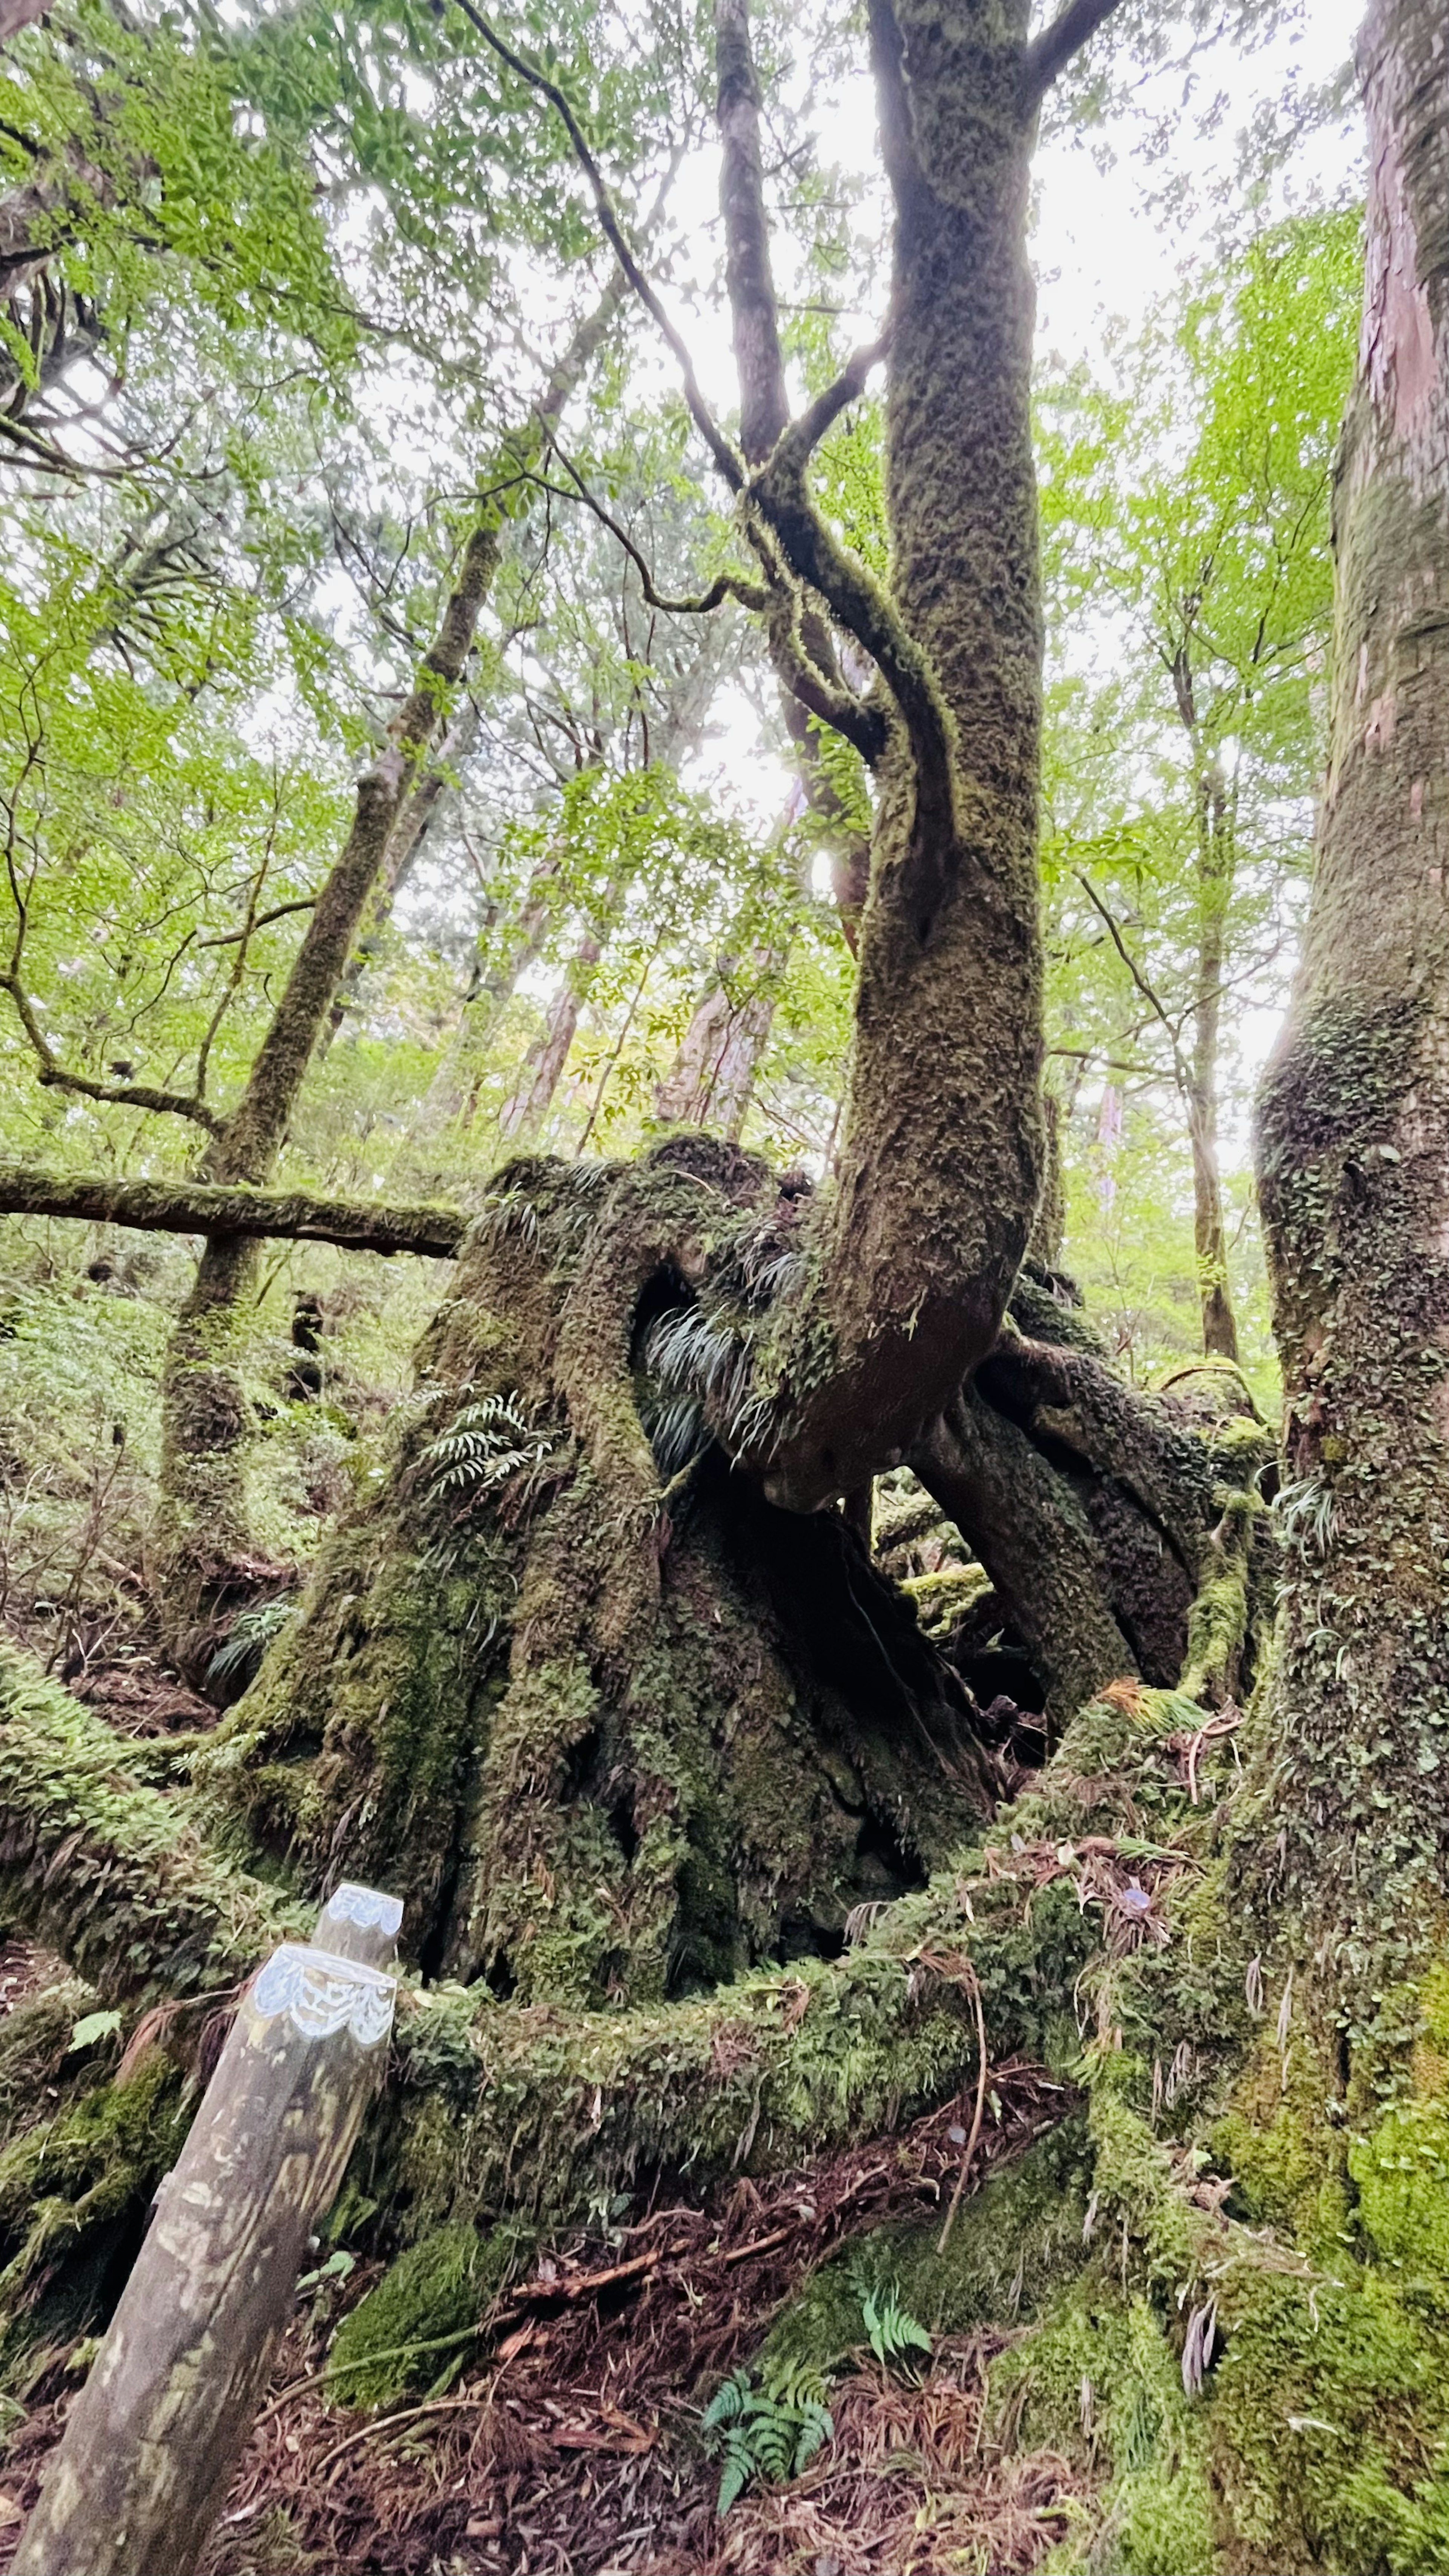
[0,1947,1096,2576]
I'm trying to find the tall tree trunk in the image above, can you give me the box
[497,879,625,1142]
[761,0,1044,1506]
[320,699,481,1057]
[1255,0,1449,1992]
[1177,694,1240,1360]
[654,951,776,1136]
[425,854,563,1129]
[652,0,869,1140]
[150,523,501,1669]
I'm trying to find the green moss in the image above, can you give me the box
[1352,2100,1449,2285]
[0,2049,190,2386]
[0,1638,302,2004]
[325,2217,534,2408]
[996,2287,1215,2576]
[759,2125,1093,2389]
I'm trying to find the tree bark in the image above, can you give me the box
[1178,706,1240,1360]
[912,1386,1137,1726]
[647,0,868,1138]
[759,0,1044,1508]
[1254,0,1449,1984]
[0,1166,466,1256]
[498,873,631,1142]
[655,954,777,1136]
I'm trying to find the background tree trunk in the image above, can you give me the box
[148,523,501,1673]
[1255,0,1449,1994]
[1187,753,1240,1360]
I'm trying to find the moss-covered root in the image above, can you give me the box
[0,1635,305,2006]
[324,2218,536,2409]
[0,2044,191,2392]
[376,1858,1098,2236]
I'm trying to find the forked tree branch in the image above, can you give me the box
[451,0,746,493]
[1019,0,1129,115]
[0,972,224,1133]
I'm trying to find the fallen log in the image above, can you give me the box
[0,1165,468,1258]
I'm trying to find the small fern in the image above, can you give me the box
[206,1597,295,1692]
[420,1394,554,1506]
[860,2281,932,2375]
[700,2367,834,2516]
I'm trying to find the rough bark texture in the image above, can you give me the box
[758,0,1044,1508]
[1254,0,1449,2001]
[200,1144,1003,2009]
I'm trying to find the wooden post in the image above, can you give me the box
[13,1883,403,2576]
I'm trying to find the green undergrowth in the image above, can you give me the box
[0,2046,189,2392]
[324,2216,535,2408]
[759,2124,1094,2393]
[1000,2282,1216,2576]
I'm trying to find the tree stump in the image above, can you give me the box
[13,1883,403,2576]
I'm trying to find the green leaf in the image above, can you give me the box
[67,2009,122,2052]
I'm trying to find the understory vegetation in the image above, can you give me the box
[0,0,1445,2565]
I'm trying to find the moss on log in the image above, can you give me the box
[0,1166,468,1258]
[0,1640,305,2006]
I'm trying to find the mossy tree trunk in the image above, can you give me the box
[749,0,1049,1509]
[1254,0,1449,2009]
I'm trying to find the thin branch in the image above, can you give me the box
[1072,871,1192,1096]
[1019,0,1129,115]
[449,0,745,492]
[537,448,767,614]
[195,897,317,950]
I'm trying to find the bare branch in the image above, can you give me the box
[538,448,768,614]
[1019,0,1129,116]
[450,0,745,493]
[1072,872,1191,1095]
[195,897,317,950]
[0,972,223,1133]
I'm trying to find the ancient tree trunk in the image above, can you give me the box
[206,1142,1001,2006]
[1255,0,1449,1981]
[320,699,481,1054]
